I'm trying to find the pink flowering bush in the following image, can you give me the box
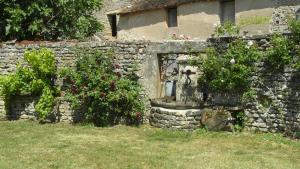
[60,49,144,126]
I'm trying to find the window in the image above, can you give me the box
[296,9,300,21]
[221,0,235,24]
[109,14,117,37]
[167,7,178,27]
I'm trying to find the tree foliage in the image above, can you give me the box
[0,0,103,41]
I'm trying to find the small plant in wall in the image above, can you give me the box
[59,49,144,127]
[0,48,59,120]
[214,21,240,37]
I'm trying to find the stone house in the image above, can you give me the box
[103,0,300,41]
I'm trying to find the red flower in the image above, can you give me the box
[136,112,142,119]
[114,64,121,69]
[116,72,122,78]
[110,81,116,91]
[100,92,107,98]
[71,84,79,94]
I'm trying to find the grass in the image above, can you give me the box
[238,16,271,27]
[0,121,299,169]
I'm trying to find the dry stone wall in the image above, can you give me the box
[0,40,150,122]
[0,38,299,136]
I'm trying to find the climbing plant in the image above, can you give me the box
[192,39,260,93]
[0,48,58,119]
[192,19,300,132]
[0,0,103,41]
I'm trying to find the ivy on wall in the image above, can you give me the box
[0,48,59,119]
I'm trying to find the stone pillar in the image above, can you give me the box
[0,97,6,120]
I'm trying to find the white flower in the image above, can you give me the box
[230,58,236,64]
[179,34,185,39]
[221,80,224,83]
[247,40,254,46]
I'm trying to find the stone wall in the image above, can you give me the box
[0,38,299,136]
[208,36,300,136]
[150,107,202,130]
[0,40,151,122]
[245,64,300,134]
[271,5,300,33]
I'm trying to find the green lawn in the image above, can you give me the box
[0,121,299,169]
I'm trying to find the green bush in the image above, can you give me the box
[0,0,103,41]
[0,48,58,119]
[193,39,260,93]
[214,21,240,37]
[60,49,144,126]
[265,34,292,70]
[289,19,300,44]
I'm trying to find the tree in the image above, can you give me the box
[0,0,103,41]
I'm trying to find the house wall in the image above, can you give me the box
[94,0,136,40]
[116,0,300,41]
[118,1,220,41]
[118,9,168,41]
[236,0,300,35]
[235,0,275,35]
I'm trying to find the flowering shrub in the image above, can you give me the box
[60,49,144,126]
[192,39,260,93]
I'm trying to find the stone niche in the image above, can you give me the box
[7,95,80,122]
[150,52,234,130]
[157,53,201,103]
[8,95,39,120]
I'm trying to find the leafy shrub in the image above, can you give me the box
[265,34,292,70]
[288,19,300,69]
[214,21,240,37]
[289,19,300,44]
[194,39,260,93]
[0,48,58,119]
[60,49,144,126]
[0,0,103,41]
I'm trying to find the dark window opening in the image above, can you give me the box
[109,14,117,37]
[167,7,178,27]
[296,9,300,21]
[221,0,235,24]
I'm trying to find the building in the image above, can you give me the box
[104,0,300,41]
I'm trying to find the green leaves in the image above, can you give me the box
[24,48,56,76]
[0,48,58,120]
[61,49,144,126]
[265,34,292,70]
[36,87,55,119]
[196,40,259,93]
[0,0,103,41]
[214,21,240,37]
